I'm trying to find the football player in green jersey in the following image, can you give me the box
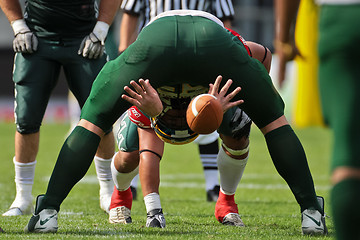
[0,0,121,216]
[24,10,325,234]
[276,0,360,238]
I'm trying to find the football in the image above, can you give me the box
[186,94,223,134]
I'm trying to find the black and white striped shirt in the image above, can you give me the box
[121,0,234,31]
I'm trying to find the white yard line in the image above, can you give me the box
[42,173,331,191]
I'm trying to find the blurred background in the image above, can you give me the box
[0,0,320,128]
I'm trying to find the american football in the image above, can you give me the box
[186,94,223,134]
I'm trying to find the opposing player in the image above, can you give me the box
[24,10,326,235]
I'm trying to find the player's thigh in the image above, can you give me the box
[80,49,154,131]
[13,50,61,133]
[63,55,107,107]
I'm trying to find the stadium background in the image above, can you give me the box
[0,0,319,127]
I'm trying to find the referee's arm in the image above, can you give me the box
[119,0,142,52]
[214,0,235,28]
[119,12,139,52]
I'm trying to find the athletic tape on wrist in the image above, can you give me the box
[222,144,249,156]
[11,19,30,35]
[93,21,109,43]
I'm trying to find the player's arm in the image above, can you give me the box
[78,0,121,59]
[137,127,164,196]
[227,27,272,73]
[274,0,301,87]
[119,0,142,53]
[0,0,23,22]
[246,41,272,73]
[98,0,121,25]
[119,12,139,52]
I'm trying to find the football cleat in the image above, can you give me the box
[109,206,132,224]
[215,190,245,227]
[2,198,34,216]
[222,213,245,227]
[146,209,166,228]
[207,185,220,202]
[301,196,328,235]
[24,195,58,233]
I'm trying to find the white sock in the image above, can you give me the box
[111,156,139,191]
[94,156,114,196]
[12,157,35,207]
[130,174,139,188]
[217,147,248,195]
[144,192,161,213]
[201,153,219,190]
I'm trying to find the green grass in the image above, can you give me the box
[0,122,335,239]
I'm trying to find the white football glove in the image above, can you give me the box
[78,21,109,59]
[11,19,38,53]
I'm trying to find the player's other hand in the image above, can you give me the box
[208,75,244,112]
[11,19,38,53]
[122,79,163,118]
[78,21,109,59]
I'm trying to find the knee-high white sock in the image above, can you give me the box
[111,157,139,191]
[217,147,248,195]
[94,156,114,196]
[144,192,161,213]
[12,157,35,207]
[201,154,219,190]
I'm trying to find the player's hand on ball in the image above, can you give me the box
[208,75,244,112]
[122,79,163,117]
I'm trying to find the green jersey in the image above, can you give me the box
[24,0,97,39]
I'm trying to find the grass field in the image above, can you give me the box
[0,122,334,239]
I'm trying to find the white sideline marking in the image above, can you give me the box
[43,173,331,190]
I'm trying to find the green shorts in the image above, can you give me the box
[14,38,107,133]
[82,15,284,133]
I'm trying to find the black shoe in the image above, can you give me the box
[207,185,220,202]
[146,209,166,228]
[130,186,137,201]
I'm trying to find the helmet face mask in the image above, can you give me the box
[151,100,199,145]
[152,118,199,145]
